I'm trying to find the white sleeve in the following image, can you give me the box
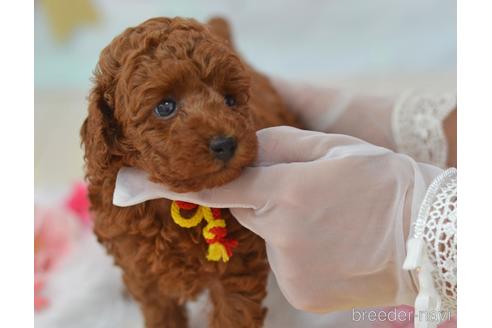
[403,168,457,328]
[392,91,456,168]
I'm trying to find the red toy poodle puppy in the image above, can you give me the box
[81,16,301,328]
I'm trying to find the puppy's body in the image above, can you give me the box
[81,17,300,328]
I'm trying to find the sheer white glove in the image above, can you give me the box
[113,126,443,313]
[273,79,456,168]
[272,79,397,151]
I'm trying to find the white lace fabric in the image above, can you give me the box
[392,91,456,168]
[404,168,457,327]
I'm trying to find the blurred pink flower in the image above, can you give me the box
[65,182,91,226]
[34,204,82,311]
[34,278,49,311]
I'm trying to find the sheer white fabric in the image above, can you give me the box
[392,92,456,168]
[272,79,456,168]
[404,168,457,328]
[272,79,397,151]
[113,126,444,314]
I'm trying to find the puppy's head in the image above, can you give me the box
[82,17,257,192]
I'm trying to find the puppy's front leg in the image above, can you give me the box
[208,271,268,328]
[123,273,188,328]
[140,297,187,328]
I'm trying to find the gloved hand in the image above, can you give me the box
[271,79,398,151]
[272,79,457,167]
[113,126,443,313]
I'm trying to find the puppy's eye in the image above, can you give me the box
[224,95,236,107]
[154,98,177,119]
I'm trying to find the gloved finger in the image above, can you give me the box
[113,167,170,206]
[113,165,289,210]
[228,207,264,236]
[255,126,373,165]
[271,78,353,131]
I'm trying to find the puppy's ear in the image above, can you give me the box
[81,50,124,174]
[81,89,120,166]
[207,17,235,48]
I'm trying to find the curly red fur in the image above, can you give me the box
[81,17,301,328]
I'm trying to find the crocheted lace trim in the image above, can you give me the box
[392,91,456,168]
[418,168,457,312]
[404,168,457,327]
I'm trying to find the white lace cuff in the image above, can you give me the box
[392,91,456,168]
[403,168,457,328]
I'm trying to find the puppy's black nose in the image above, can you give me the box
[209,136,237,162]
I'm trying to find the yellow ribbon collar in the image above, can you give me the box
[170,201,238,262]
